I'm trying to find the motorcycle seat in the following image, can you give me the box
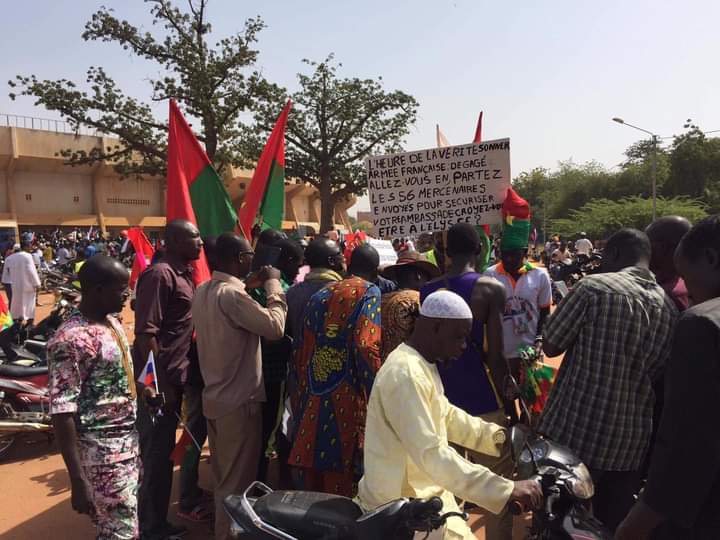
[253,490,362,539]
[0,363,48,377]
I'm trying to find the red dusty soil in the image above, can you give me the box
[0,293,553,539]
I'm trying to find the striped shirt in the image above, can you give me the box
[538,266,678,471]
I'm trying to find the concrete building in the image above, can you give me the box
[0,115,353,239]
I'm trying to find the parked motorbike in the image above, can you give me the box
[0,362,51,460]
[549,252,603,304]
[39,260,76,292]
[0,286,79,366]
[508,377,611,539]
[224,482,467,540]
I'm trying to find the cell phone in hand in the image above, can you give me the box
[252,244,281,271]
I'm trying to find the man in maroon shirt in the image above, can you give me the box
[134,219,203,540]
[646,216,692,312]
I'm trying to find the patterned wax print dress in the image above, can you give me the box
[289,276,382,497]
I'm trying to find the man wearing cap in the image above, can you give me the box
[380,251,440,361]
[574,232,594,263]
[358,290,542,540]
[421,222,514,540]
[484,188,552,381]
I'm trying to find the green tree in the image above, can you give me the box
[614,139,671,199]
[242,56,418,233]
[664,127,720,212]
[552,196,707,239]
[9,0,269,177]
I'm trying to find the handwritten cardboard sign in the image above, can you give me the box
[367,139,511,238]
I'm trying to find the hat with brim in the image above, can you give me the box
[382,251,441,281]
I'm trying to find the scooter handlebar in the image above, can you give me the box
[405,496,443,520]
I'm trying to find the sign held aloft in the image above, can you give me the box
[367,139,511,238]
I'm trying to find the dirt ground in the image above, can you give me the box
[0,292,560,540]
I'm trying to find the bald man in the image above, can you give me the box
[358,290,541,540]
[48,256,139,539]
[134,219,203,540]
[646,216,692,311]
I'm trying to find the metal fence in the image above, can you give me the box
[0,113,104,137]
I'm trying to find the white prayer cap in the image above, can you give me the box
[420,290,472,320]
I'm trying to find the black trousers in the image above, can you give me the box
[257,380,283,483]
[590,468,643,533]
[4,283,11,308]
[652,522,720,540]
[137,386,182,536]
[178,383,207,512]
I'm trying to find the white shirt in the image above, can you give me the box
[56,247,71,265]
[4,251,41,320]
[552,248,572,264]
[357,343,513,540]
[484,263,552,358]
[575,238,594,256]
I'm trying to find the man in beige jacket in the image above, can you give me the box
[357,290,541,540]
[192,233,287,540]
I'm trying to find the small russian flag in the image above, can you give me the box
[137,351,158,391]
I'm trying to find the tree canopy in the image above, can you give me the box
[551,197,707,239]
[241,55,418,232]
[513,125,719,240]
[9,0,269,177]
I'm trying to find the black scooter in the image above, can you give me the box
[508,376,612,539]
[224,482,466,539]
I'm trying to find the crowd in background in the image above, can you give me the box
[29,189,720,540]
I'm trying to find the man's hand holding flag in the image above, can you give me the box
[136,351,202,457]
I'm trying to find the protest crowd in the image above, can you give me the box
[6,185,711,540]
[1,100,713,540]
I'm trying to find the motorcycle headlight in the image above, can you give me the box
[564,462,594,499]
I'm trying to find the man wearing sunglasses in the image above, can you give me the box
[192,233,288,540]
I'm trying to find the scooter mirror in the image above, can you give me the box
[510,424,530,464]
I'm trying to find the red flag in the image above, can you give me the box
[170,429,193,466]
[126,227,155,290]
[472,112,490,237]
[167,100,212,285]
[473,111,483,144]
[343,231,367,261]
[238,101,292,239]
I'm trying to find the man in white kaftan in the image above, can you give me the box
[5,242,41,322]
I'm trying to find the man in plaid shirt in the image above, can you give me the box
[538,229,678,533]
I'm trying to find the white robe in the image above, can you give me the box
[5,252,41,320]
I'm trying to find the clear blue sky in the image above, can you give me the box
[2,0,719,213]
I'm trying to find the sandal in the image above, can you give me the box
[177,504,214,523]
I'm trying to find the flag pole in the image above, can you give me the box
[174,412,203,452]
[149,351,160,395]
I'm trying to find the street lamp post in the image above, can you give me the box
[612,117,659,221]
